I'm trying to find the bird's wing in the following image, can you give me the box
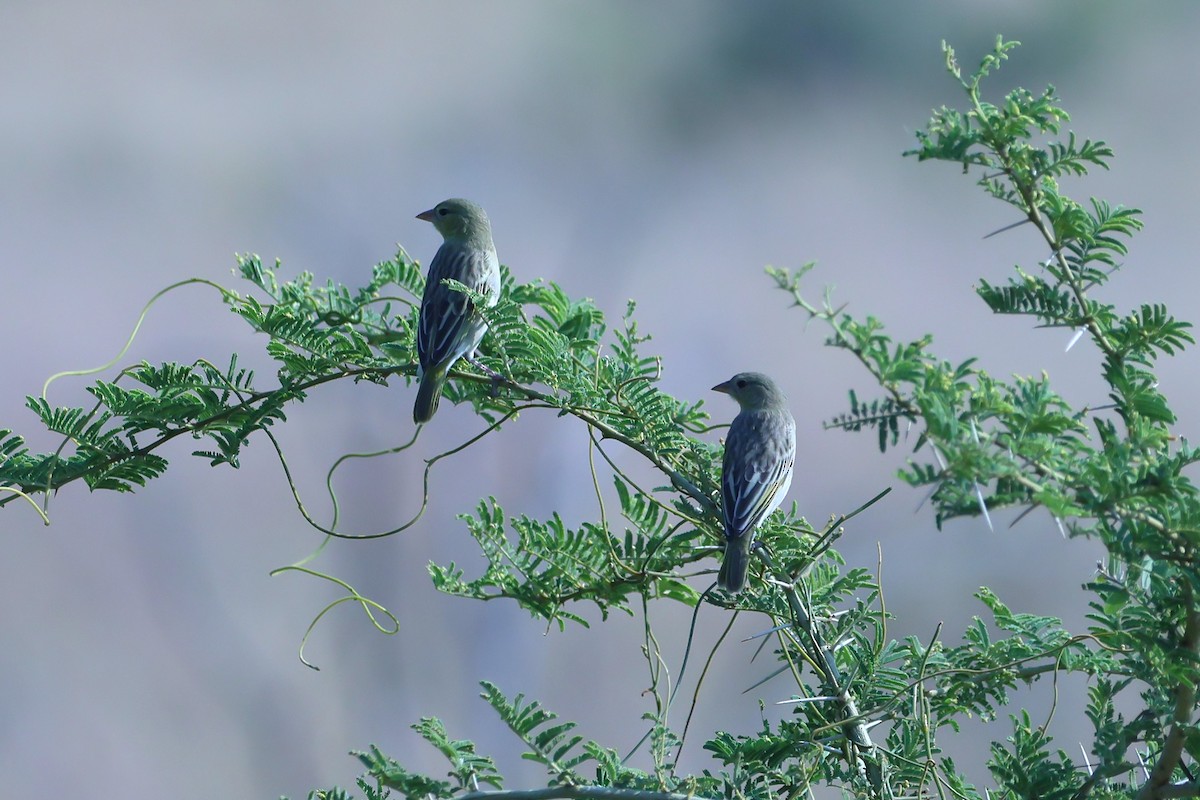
[721,414,796,539]
[417,244,498,369]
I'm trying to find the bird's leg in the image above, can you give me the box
[466,355,505,396]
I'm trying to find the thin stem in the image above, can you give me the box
[458,787,714,800]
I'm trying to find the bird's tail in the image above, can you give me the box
[718,533,752,594]
[413,368,446,424]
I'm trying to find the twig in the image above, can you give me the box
[458,786,716,800]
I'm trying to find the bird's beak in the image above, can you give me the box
[711,380,733,395]
[416,208,437,222]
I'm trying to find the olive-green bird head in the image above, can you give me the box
[712,372,789,411]
[416,198,493,245]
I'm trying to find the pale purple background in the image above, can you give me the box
[1,3,1197,797]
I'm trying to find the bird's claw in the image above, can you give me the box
[468,356,506,396]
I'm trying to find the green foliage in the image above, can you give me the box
[826,389,907,452]
[348,718,504,798]
[429,488,705,628]
[480,681,605,784]
[767,34,1200,799]
[988,712,1079,800]
[12,36,1200,800]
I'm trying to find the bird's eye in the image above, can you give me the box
[437,207,449,217]
[736,379,747,389]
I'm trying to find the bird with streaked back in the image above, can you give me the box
[712,372,796,593]
[413,198,501,424]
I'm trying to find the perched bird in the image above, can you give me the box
[413,198,501,424]
[712,372,796,593]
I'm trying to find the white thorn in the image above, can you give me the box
[932,446,947,470]
[975,482,994,531]
[1065,328,1085,352]
[915,483,938,512]
[775,695,839,705]
[1137,749,1150,780]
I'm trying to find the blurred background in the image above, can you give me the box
[2,2,1198,797]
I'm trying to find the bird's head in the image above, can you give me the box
[712,372,787,411]
[416,198,492,243]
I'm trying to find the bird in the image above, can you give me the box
[712,372,796,593]
[412,198,501,424]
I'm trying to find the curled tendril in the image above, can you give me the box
[267,564,401,670]
[41,278,239,401]
[0,485,50,525]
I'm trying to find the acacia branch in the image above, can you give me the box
[458,787,713,800]
[454,370,718,517]
[0,362,409,509]
[756,541,883,795]
[1137,581,1200,800]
